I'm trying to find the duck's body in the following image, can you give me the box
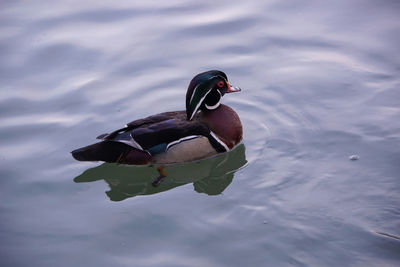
[72,70,242,167]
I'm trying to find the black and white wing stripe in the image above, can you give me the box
[96,110,229,156]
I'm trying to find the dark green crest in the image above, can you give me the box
[185,70,231,120]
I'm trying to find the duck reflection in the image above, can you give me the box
[74,144,246,201]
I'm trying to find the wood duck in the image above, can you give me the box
[71,70,243,185]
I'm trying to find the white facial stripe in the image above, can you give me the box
[210,131,229,152]
[190,75,226,106]
[189,83,201,105]
[212,75,228,84]
[167,135,200,150]
[209,75,227,82]
[190,88,212,120]
[188,75,227,120]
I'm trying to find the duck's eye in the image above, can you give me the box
[217,81,224,87]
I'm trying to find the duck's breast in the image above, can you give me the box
[200,104,243,149]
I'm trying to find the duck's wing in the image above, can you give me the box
[97,111,227,156]
[97,111,182,140]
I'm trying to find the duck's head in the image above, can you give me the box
[186,70,241,120]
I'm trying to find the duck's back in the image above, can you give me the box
[72,110,228,164]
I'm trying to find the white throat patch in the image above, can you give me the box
[205,89,222,110]
[205,102,221,110]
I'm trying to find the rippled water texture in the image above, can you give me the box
[1,0,400,266]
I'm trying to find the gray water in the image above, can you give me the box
[1,0,400,266]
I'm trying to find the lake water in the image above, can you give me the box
[1,0,399,266]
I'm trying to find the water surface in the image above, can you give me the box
[1,0,400,266]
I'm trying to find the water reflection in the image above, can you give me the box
[74,144,246,201]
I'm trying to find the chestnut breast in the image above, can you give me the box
[199,104,243,149]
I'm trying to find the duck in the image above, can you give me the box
[71,70,243,185]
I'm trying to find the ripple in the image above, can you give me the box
[177,17,258,36]
[1,1,400,266]
[0,112,94,128]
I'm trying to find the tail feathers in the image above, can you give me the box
[71,141,136,163]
